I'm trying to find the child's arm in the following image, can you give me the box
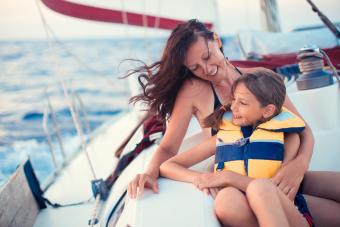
[194,170,253,193]
[160,136,216,183]
[160,136,254,193]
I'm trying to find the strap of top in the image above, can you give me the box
[234,66,243,76]
[210,66,242,110]
[210,83,221,110]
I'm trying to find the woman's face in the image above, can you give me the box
[184,36,228,84]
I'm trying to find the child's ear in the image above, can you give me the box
[263,104,276,119]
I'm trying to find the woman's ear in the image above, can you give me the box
[213,32,222,48]
[262,104,276,119]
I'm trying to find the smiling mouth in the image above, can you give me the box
[209,67,218,76]
[233,115,242,120]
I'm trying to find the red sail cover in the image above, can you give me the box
[41,0,213,30]
[231,46,340,70]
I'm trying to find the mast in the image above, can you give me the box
[259,0,281,32]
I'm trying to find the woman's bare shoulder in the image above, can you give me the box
[180,78,211,97]
[180,78,214,117]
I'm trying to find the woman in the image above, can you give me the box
[127,19,340,226]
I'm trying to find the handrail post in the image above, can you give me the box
[42,106,59,174]
[45,91,67,163]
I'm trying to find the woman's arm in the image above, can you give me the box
[283,96,314,167]
[128,80,205,198]
[160,136,216,183]
[144,80,204,177]
[273,95,315,200]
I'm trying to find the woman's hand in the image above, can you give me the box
[271,159,306,201]
[128,173,159,199]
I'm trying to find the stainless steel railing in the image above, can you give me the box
[42,88,92,178]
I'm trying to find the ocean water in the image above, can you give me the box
[0,36,238,187]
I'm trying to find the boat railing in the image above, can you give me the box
[72,92,91,136]
[42,90,64,175]
[41,89,93,187]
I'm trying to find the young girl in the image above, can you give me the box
[160,69,314,227]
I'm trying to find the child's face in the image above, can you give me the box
[230,83,267,126]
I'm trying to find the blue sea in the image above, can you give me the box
[0,37,239,187]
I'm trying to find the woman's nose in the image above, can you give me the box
[204,64,215,76]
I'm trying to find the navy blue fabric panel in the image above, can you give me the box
[215,145,244,162]
[246,142,284,160]
[241,126,253,138]
[211,128,218,136]
[269,126,305,133]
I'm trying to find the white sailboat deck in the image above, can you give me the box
[33,112,140,227]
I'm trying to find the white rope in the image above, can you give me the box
[120,0,133,58]
[141,0,153,63]
[89,194,101,226]
[35,0,97,179]
[41,19,117,88]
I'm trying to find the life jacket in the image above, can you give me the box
[214,107,305,179]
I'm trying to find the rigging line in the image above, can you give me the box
[153,0,162,60]
[155,0,161,30]
[41,18,118,89]
[142,0,153,64]
[35,0,97,180]
[44,195,93,208]
[120,0,133,58]
[212,0,220,33]
[120,0,129,44]
[44,23,107,75]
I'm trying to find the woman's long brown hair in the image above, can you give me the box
[124,19,223,120]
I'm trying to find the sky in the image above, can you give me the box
[0,0,340,40]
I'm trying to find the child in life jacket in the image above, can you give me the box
[160,68,314,227]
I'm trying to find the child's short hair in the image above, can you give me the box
[204,68,286,130]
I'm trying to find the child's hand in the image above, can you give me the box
[193,172,227,190]
[201,187,220,198]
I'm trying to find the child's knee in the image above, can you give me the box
[246,179,276,202]
[214,187,251,224]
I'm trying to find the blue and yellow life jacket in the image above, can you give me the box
[214,107,305,179]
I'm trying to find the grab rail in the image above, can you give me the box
[41,89,92,177]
